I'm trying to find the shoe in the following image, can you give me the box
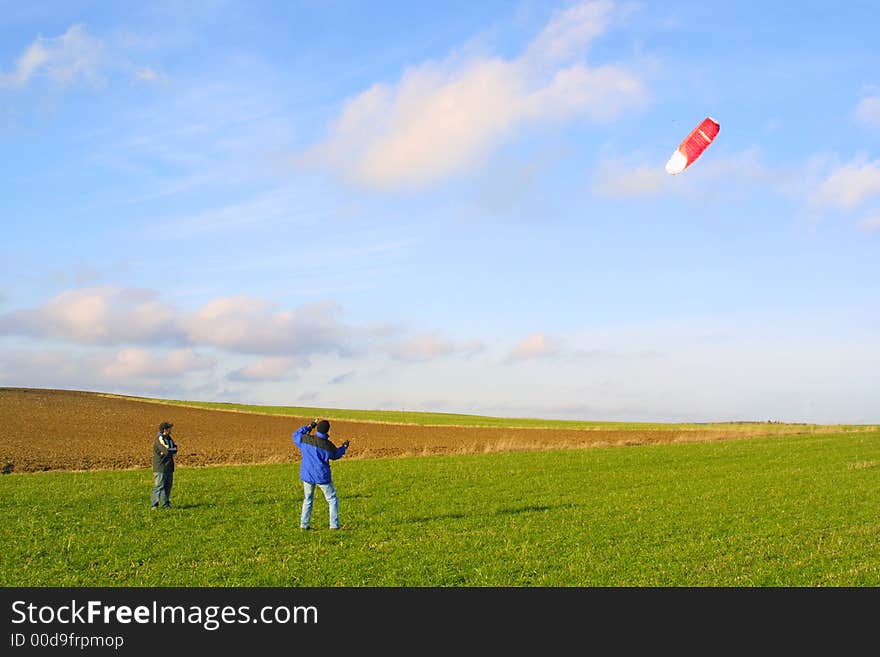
[300,526,311,530]
[150,506,158,511]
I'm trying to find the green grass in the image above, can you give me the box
[2,430,879,586]
[140,396,677,427]
[129,394,869,432]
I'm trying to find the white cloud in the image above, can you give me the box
[100,348,215,379]
[858,216,880,233]
[592,158,668,196]
[329,371,355,385]
[300,0,645,190]
[592,148,770,198]
[0,286,179,344]
[0,349,81,385]
[524,0,614,63]
[855,95,880,127]
[589,147,880,233]
[0,24,105,87]
[0,288,357,356]
[88,76,298,204]
[0,346,213,391]
[146,189,316,238]
[384,333,485,362]
[0,287,491,375]
[505,332,561,362]
[524,62,644,122]
[134,67,167,85]
[184,297,352,356]
[227,356,299,382]
[811,157,880,210]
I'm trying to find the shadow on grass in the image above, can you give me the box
[409,511,469,523]
[168,502,215,510]
[495,504,555,515]
[342,492,372,499]
[410,503,576,523]
[269,492,372,504]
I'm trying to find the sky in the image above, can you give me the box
[1,0,878,424]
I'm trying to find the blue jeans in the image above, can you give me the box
[151,471,173,508]
[301,481,338,529]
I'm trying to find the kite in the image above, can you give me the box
[665,117,720,175]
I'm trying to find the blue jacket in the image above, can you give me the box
[292,424,348,484]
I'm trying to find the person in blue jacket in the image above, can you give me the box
[292,418,350,529]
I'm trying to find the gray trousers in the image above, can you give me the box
[151,471,174,508]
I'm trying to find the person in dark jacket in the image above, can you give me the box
[151,421,178,509]
[292,419,349,529]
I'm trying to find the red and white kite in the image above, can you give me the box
[665,117,720,175]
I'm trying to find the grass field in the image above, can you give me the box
[147,396,869,432]
[11,388,870,473]
[2,428,878,586]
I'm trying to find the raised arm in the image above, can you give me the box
[292,420,319,445]
[331,439,350,460]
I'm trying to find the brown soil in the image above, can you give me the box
[0,387,858,473]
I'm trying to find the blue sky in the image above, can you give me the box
[1,1,878,423]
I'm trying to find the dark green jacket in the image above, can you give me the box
[152,432,178,473]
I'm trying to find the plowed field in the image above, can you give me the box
[0,387,856,473]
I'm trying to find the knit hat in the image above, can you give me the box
[316,419,330,434]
